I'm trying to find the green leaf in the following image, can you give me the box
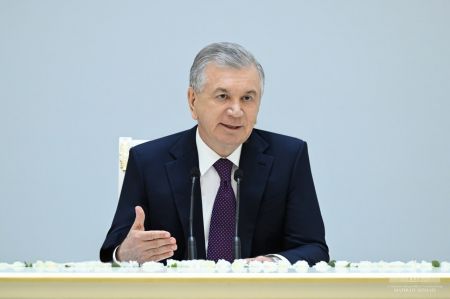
[24,262,33,268]
[328,260,336,267]
[432,260,440,268]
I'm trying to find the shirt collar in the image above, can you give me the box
[196,128,242,176]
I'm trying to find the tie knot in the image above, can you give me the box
[213,159,233,182]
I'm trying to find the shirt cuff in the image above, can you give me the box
[265,254,289,263]
[112,246,121,264]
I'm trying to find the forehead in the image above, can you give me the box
[202,63,261,92]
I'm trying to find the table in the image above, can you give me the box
[1,271,449,299]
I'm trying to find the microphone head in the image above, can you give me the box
[190,167,200,179]
[234,169,244,182]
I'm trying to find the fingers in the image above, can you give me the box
[144,242,177,258]
[137,230,171,241]
[145,240,177,253]
[131,206,145,231]
[138,235,176,250]
[148,251,175,262]
[130,238,176,263]
[147,236,176,249]
[246,256,274,262]
[132,232,177,261]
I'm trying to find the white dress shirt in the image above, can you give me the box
[195,129,241,250]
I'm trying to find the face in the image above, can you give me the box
[188,63,262,157]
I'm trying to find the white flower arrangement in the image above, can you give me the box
[277,261,291,273]
[418,261,433,271]
[141,261,165,272]
[216,259,232,273]
[352,261,375,272]
[231,259,248,273]
[334,260,350,272]
[167,259,216,273]
[119,261,140,268]
[166,259,179,268]
[262,261,278,273]
[248,260,263,273]
[10,261,27,269]
[293,260,309,273]
[313,261,331,272]
[335,260,350,268]
[32,260,61,271]
[1,259,449,274]
[441,261,450,271]
[65,261,112,272]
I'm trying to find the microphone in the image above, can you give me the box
[188,167,200,260]
[233,169,243,260]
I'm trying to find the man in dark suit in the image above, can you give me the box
[100,42,329,265]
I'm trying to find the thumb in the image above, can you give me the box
[131,206,145,231]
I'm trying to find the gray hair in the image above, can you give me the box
[189,42,265,94]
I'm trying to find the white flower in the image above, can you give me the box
[196,260,216,273]
[405,261,418,271]
[440,261,450,271]
[376,261,389,271]
[176,260,216,273]
[62,261,111,272]
[388,261,406,272]
[334,260,350,272]
[11,261,26,268]
[293,260,309,273]
[118,260,140,271]
[231,259,247,273]
[419,261,432,271]
[248,261,263,273]
[216,259,231,273]
[313,261,331,272]
[141,261,165,272]
[335,261,350,268]
[355,261,375,272]
[277,261,291,273]
[262,261,277,273]
[32,261,60,271]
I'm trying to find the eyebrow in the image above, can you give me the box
[213,88,258,95]
[214,88,228,94]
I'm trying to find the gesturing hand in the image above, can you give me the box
[116,206,177,264]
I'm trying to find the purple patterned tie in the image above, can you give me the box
[207,158,236,262]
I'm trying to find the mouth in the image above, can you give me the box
[221,123,243,130]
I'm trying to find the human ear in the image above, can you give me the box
[187,87,198,120]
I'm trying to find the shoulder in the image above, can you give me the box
[252,128,307,154]
[132,130,187,153]
[130,127,196,163]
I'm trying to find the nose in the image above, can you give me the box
[227,100,244,118]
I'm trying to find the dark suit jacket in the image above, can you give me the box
[100,126,329,265]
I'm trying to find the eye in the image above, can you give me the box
[242,95,253,102]
[216,93,228,100]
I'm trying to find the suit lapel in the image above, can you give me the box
[239,130,273,258]
[165,127,206,259]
